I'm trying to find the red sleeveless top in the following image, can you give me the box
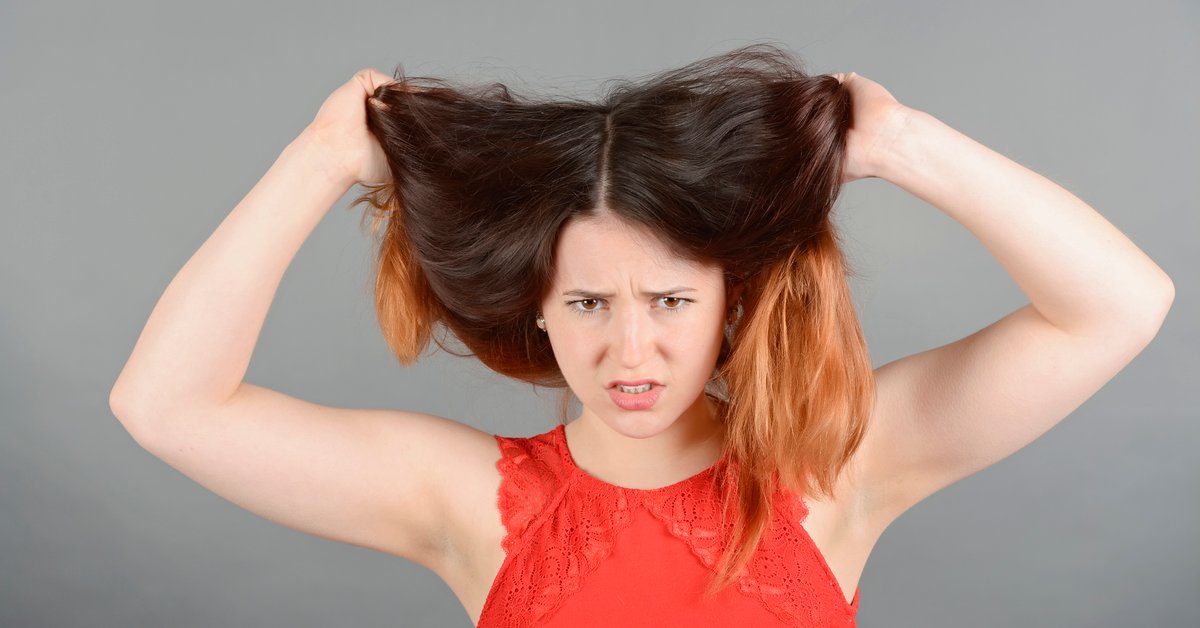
[476,424,860,627]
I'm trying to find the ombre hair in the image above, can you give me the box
[349,42,875,598]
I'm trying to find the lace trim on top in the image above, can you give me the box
[483,424,859,627]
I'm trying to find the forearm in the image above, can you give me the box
[111,132,352,418]
[874,108,1174,337]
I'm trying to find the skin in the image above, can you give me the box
[315,69,1171,529]
[538,212,744,489]
[112,67,1173,619]
[516,70,885,490]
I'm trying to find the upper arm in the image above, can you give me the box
[114,382,499,573]
[854,301,1170,531]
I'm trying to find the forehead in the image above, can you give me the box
[552,215,711,282]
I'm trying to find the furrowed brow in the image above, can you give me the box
[561,286,697,298]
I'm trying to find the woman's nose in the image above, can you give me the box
[611,311,653,364]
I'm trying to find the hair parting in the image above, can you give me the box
[348,41,874,597]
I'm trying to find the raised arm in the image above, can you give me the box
[106,70,500,576]
[836,74,1175,530]
[108,129,350,414]
[108,66,403,411]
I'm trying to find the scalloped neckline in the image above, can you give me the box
[553,423,730,493]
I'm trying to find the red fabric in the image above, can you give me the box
[476,424,860,627]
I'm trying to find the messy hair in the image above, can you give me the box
[349,42,874,598]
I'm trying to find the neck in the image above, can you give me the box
[565,392,727,489]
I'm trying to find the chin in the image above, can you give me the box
[591,400,679,439]
[607,418,674,440]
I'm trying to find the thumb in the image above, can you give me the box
[354,68,396,98]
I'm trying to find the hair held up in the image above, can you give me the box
[346,42,875,598]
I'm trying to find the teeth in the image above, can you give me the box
[617,383,653,393]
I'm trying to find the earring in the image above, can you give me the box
[726,300,742,325]
[536,313,546,331]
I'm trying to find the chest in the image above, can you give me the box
[443,484,876,625]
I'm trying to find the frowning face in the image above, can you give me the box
[539,212,737,440]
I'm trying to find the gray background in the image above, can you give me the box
[2,1,1196,626]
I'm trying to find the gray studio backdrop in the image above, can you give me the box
[2,1,1196,627]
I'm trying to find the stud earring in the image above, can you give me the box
[726,300,743,325]
[536,313,546,331]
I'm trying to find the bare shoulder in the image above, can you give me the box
[365,406,508,579]
[421,419,511,622]
[829,364,912,535]
[425,417,507,566]
[812,364,912,539]
[847,302,1164,535]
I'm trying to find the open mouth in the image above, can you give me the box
[608,383,662,410]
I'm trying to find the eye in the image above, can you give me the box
[567,298,604,316]
[659,297,689,311]
[564,297,693,317]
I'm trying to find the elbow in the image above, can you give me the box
[1130,273,1175,342]
[108,379,146,421]
[1148,270,1174,321]
[108,384,134,420]
[1066,273,1174,343]
[1157,273,1176,308]
[109,384,157,447]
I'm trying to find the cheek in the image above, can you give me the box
[545,330,594,369]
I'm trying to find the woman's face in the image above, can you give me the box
[540,213,735,439]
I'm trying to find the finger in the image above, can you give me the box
[371,70,398,89]
[355,68,395,91]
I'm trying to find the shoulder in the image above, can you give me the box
[494,426,566,476]
[828,360,927,536]
[439,425,568,562]
[491,427,572,537]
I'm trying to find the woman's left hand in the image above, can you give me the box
[832,72,913,184]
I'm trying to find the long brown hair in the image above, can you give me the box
[349,42,875,598]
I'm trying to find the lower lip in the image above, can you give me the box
[608,384,663,410]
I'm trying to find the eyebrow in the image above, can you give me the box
[561,286,698,298]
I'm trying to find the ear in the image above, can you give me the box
[727,281,746,308]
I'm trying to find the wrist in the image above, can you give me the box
[867,105,928,184]
[287,128,358,190]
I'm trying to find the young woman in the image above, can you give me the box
[110,45,1173,626]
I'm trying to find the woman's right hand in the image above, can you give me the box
[302,68,399,187]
